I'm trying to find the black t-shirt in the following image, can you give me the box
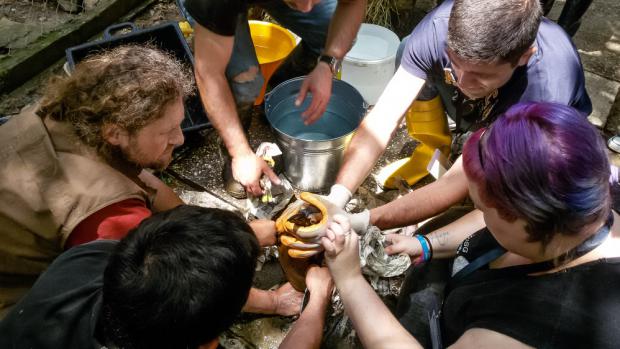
[442,230,620,348]
[0,240,115,349]
[185,0,269,36]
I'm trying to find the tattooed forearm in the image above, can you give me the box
[430,231,449,247]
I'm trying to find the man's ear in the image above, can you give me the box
[517,46,537,67]
[102,124,127,146]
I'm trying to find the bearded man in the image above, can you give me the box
[0,45,298,319]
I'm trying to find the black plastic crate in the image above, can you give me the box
[65,22,210,134]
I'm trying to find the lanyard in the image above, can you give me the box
[432,213,614,349]
[449,212,614,290]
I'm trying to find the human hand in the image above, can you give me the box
[275,192,332,241]
[249,219,276,247]
[384,234,430,266]
[384,234,423,258]
[321,215,362,285]
[305,265,334,301]
[231,152,281,197]
[273,282,305,316]
[295,62,333,125]
[280,234,324,258]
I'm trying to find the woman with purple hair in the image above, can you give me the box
[321,102,620,348]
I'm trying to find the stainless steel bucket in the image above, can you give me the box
[265,77,367,192]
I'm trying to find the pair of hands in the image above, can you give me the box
[320,217,428,285]
[251,194,341,252]
[249,220,334,317]
[231,63,333,196]
[276,188,368,258]
[320,215,362,285]
[271,266,334,316]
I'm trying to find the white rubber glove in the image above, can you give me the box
[349,209,370,235]
[325,184,352,209]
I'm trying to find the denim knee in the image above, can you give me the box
[229,67,265,106]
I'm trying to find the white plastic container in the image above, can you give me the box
[341,23,400,105]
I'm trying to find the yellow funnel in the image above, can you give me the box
[249,20,298,105]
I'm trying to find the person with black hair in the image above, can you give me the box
[0,205,334,349]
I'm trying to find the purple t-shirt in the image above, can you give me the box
[400,0,592,132]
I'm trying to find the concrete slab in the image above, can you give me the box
[0,17,54,51]
[0,0,152,93]
[547,0,620,82]
[585,71,620,127]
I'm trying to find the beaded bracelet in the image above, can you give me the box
[414,234,433,262]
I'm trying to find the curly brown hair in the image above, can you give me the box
[38,44,194,156]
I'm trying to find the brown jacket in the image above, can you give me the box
[0,105,153,317]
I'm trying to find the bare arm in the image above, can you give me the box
[385,209,485,259]
[322,219,422,349]
[450,328,533,349]
[248,219,277,247]
[243,288,278,314]
[138,170,184,212]
[425,209,484,258]
[323,0,366,60]
[279,266,333,349]
[339,275,422,349]
[370,156,469,230]
[298,0,367,123]
[243,283,303,316]
[193,24,277,196]
[193,24,249,166]
[335,67,426,191]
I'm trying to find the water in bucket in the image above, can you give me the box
[269,95,359,141]
[265,77,366,191]
[348,33,391,60]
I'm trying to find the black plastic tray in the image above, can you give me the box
[65,21,210,134]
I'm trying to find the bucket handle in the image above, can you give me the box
[264,89,274,114]
[103,22,138,40]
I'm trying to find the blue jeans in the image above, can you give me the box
[178,0,337,107]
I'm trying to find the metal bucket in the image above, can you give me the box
[265,77,367,192]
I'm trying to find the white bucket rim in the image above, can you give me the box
[344,23,400,65]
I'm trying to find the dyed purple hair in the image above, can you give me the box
[463,102,611,246]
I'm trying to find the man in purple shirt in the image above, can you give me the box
[326,0,592,234]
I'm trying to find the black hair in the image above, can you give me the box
[100,205,259,349]
[447,0,543,65]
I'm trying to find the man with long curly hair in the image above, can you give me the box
[0,45,191,317]
[0,45,305,319]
